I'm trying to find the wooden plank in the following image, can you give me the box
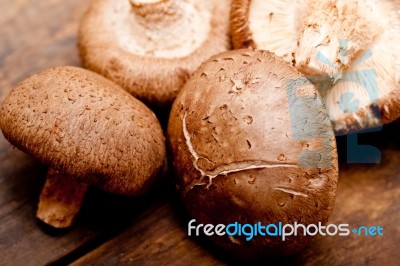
[72,125,400,266]
[295,151,400,264]
[0,149,95,265]
[0,1,169,265]
[0,0,86,101]
[0,1,102,265]
[0,146,166,265]
[2,0,400,265]
[70,194,226,266]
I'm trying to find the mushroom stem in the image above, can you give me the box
[36,168,89,228]
[129,0,181,23]
[130,0,164,5]
[295,0,383,76]
[124,0,211,58]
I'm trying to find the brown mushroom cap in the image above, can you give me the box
[78,0,232,107]
[0,66,166,196]
[230,0,400,134]
[168,49,338,258]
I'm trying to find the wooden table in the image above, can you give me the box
[0,1,399,265]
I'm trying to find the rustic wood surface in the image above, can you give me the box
[0,1,399,265]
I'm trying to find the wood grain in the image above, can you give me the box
[0,1,97,265]
[0,1,399,266]
[71,126,400,266]
[0,0,85,101]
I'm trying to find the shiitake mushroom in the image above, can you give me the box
[0,66,166,228]
[78,0,232,107]
[168,49,339,259]
[230,0,400,135]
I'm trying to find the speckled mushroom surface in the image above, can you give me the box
[168,49,338,258]
[231,0,400,134]
[0,66,166,196]
[78,0,232,107]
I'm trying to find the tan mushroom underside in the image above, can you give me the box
[231,0,400,134]
[78,0,231,106]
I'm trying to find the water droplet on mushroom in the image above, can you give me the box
[308,174,326,189]
[277,153,287,161]
[248,176,256,184]
[243,115,253,124]
[231,196,245,207]
[302,141,310,148]
[278,201,286,207]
